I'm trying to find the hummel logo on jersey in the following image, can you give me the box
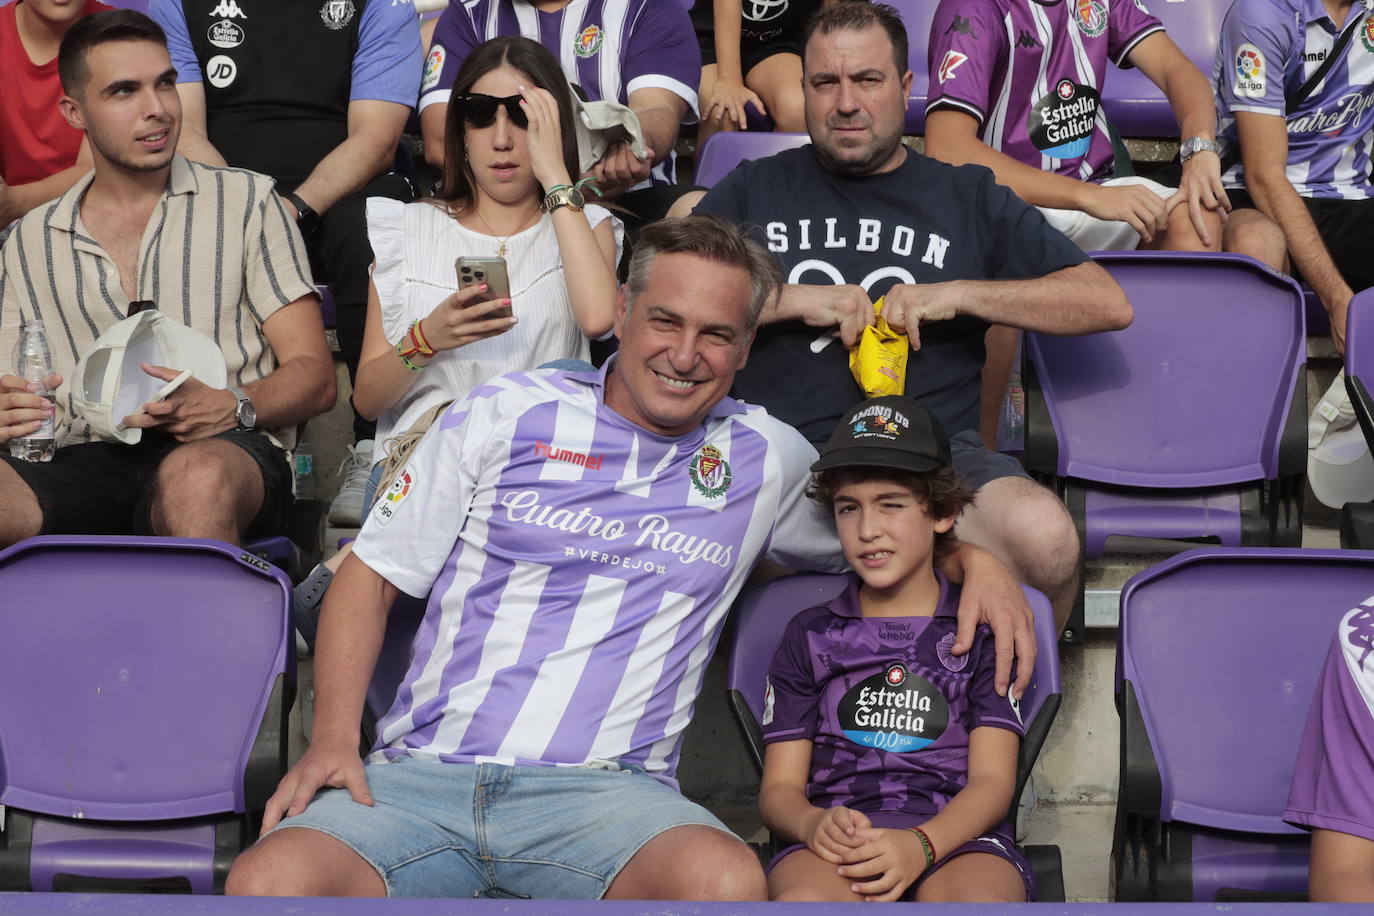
[944,15,975,38]
[210,0,247,18]
[1017,29,1038,48]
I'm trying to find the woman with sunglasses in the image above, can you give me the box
[291,37,620,652]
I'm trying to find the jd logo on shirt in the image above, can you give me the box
[838,664,949,752]
[1028,79,1098,160]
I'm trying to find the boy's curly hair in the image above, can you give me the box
[807,466,976,559]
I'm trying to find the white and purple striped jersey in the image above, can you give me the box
[926,0,1163,182]
[1215,0,1374,199]
[420,0,701,187]
[351,362,845,787]
[1284,600,1374,842]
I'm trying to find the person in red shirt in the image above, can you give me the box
[0,0,110,227]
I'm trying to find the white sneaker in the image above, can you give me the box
[327,439,374,526]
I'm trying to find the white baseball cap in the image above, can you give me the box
[72,309,228,444]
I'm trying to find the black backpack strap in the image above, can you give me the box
[1219,12,1366,176]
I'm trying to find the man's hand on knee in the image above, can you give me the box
[939,541,1037,700]
[261,739,373,836]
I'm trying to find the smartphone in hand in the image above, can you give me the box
[456,257,512,318]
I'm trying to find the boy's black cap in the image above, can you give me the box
[810,396,952,474]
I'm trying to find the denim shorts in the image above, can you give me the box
[270,756,734,898]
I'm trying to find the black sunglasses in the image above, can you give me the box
[456,93,528,129]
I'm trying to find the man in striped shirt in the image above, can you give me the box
[0,10,335,547]
[226,215,1039,900]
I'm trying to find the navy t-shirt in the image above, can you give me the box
[697,145,1087,444]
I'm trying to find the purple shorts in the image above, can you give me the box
[767,810,1036,902]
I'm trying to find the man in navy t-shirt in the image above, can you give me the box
[695,1,1132,632]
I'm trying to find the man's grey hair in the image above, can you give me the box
[623,214,781,332]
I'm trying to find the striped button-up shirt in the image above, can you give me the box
[0,155,315,446]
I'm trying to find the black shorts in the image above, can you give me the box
[1226,188,1374,292]
[950,429,1032,491]
[3,429,293,538]
[698,30,804,74]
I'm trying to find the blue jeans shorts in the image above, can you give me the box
[270,756,734,898]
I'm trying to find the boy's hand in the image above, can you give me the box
[805,805,869,863]
[837,827,928,902]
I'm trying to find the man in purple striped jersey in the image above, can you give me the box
[225,215,1040,900]
[1284,599,1374,901]
[1213,0,1374,356]
[924,0,1230,254]
[420,0,701,225]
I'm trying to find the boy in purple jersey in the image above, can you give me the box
[1284,598,1374,901]
[925,0,1229,253]
[1213,0,1374,356]
[761,396,1033,903]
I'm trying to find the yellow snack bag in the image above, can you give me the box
[848,295,908,398]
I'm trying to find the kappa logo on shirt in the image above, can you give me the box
[1233,43,1265,97]
[209,0,247,19]
[1016,29,1038,49]
[944,15,975,38]
[574,24,603,58]
[937,49,967,83]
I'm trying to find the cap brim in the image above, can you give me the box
[810,445,946,475]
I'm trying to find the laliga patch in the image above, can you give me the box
[1029,79,1099,160]
[1233,43,1266,97]
[689,444,732,498]
[938,50,968,84]
[936,632,969,672]
[762,679,776,726]
[372,466,416,525]
[1073,0,1108,38]
[320,0,355,30]
[207,19,245,49]
[839,664,949,752]
[422,45,446,93]
[206,54,238,89]
[574,24,603,58]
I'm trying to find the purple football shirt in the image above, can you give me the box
[1214,0,1374,199]
[1284,600,1374,842]
[762,573,1023,821]
[351,362,844,787]
[926,0,1163,181]
[421,0,701,186]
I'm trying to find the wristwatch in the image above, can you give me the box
[1179,136,1222,163]
[284,191,321,236]
[228,386,257,431]
[541,185,586,214]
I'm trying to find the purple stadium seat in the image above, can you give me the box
[693,131,809,187]
[1024,251,1307,642]
[1112,548,1374,901]
[887,0,934,133]
[1100,0,1226,137]
[0,536,293,894]
[1339,290,1374,546]
[724,573,1066,901]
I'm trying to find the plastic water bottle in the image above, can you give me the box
[10,320,55,463]
[294,435,314,499]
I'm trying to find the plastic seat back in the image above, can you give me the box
[694,132,810,187]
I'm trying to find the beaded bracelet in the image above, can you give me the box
[543,177,604,198]
[909,826,936,868]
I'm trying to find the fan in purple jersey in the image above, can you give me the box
[224,214,1045,901]
[419,0,702,226]
[1284,599,1374,901]
[761,395,1034,902]
[1212,0,1374,357]
[696,2,1133,637]
[925,0,1232,254]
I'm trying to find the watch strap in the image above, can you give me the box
[228,385,255,430]
[284,192,320,233]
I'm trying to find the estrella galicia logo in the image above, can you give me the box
[838,664,949,752]
[945,15,975,38]
[1028,79,1098,160]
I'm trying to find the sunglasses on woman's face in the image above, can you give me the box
[456,93,528,129]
